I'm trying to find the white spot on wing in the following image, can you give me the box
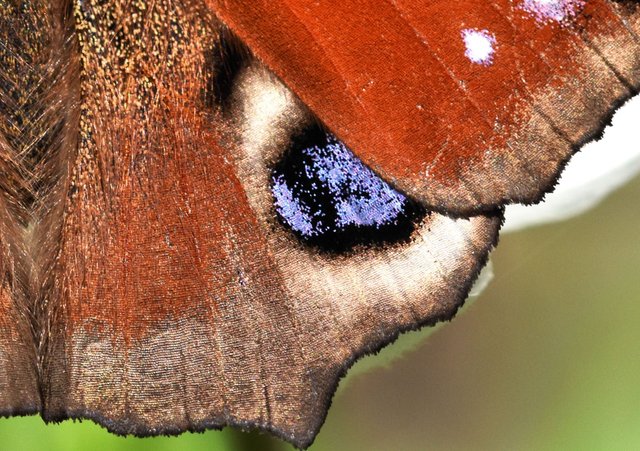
[461,29,497,66]
[520,0,585,24]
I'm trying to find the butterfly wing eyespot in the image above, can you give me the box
[218,55,502,446]
[270,126,427,253]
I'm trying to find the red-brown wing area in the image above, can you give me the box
[210,0,640,214]
[34,0,500,448]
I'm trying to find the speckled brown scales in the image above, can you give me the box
[0,0,500,448]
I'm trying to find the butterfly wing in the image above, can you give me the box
[209,0,640,214]
[4,0,636,447]
[36,1,499,447]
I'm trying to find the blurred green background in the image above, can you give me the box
[1,175,639,451]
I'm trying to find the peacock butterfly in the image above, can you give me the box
[0,0,637,448]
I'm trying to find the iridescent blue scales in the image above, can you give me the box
[271,129,425,252]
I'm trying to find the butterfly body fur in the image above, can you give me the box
[0,0,637,449]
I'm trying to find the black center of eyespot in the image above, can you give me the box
[271,127,427,253]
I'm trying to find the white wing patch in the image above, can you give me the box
[520,0,585,24]
[461,29,497,66]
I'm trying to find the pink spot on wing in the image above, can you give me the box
[461,29,497,66]
[520,0,585,25]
